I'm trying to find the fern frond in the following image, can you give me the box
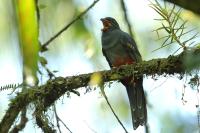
[0,83,21,91]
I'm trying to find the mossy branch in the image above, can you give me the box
[0,48,200,133]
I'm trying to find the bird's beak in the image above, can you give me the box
[100,18,105,22]
[100,18,111,32]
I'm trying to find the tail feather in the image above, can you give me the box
[136,80,147,124]
[122,77,147,130]
[136,82,142,114]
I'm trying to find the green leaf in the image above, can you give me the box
[39,56,48,67]
[162,23,171,34]
[168,4,176,19]
[15,0,39,84]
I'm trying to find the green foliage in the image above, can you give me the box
[15,0,39,84]
[72,16,89,38]
[39,56,48,67]
[150,0,198,53]
[65,0,91,39]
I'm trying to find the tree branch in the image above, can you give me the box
[164,0,200,15]
[53,104,73,133]
[100,86,128,132]
[120,0,134,37]
[10,108,28,133]
[35,109,56,133]
[0,48,200,132]
[41,0,100,52]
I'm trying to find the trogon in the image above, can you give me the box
[100,17,147,129]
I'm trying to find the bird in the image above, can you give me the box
[100,17,147,130]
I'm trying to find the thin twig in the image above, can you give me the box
[10,108,28,133]
[53,104,73,133]
[100,86,128,133]
[44,65,56,79]
[53,105,61,133]
[150,77,169,92]
[41,0,100,52]
[83,120,97,133]
[120,0,134,38]
[58,117,73,133]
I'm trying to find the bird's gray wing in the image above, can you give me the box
[102,49,113,68]
[120,31,142,62]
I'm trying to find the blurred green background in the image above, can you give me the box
[0,0,199,132]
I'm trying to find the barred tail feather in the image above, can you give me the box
[135,79,147,126]
[122,78,147,130]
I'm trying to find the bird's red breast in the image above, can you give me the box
[113,57,135,84]
[112,57,135,67]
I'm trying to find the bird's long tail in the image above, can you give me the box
[122,77,147,130]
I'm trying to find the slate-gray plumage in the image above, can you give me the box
[100,17,147,129]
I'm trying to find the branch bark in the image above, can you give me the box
[0,48,200,132]
[164,0,200,15]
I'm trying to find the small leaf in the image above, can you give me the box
[150,6,167,20]
[39,56,48,67]
[171,8,182,28]
[162,23,171,34]
[168,4,176,18]
[53,70,58,73]
[161,35,171,46]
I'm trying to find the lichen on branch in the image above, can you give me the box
[0,47,200,133]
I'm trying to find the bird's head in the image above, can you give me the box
[100,17,120,32]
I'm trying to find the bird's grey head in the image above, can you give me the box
[100,17,120,32]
